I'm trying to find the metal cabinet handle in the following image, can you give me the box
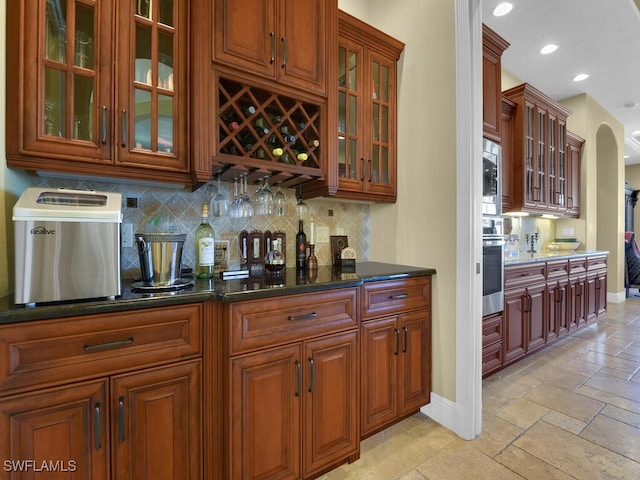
[101,106,108,144]
[281,37,287,67]
[402,326,408,353]
[118,397,125,443]
[394,328,400,356]
[94,403,102,450]
[294,360,301,397]
[288,312,317,321]
[269,32,275,64]
[120,109,127,147]
[390,293,408,300]
[84,337,134,352]
[361,157,365,181]
[368,159,372,182]
[308,357,315,393]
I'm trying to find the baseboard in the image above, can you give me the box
[421,393,477,440]
[608,290,626,303]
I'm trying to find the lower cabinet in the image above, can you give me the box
[230,332,358,480]
[0,361,201,480]
[0,303,203,480]
[225,288,360,480]
[490,256,607,375]
[360,277,432,438]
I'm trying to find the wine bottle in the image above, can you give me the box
[296,219,307,271]
[244,105,256,116]
[195,204,215,279]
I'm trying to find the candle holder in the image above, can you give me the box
[525,232,539,254]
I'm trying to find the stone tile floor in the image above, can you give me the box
[321,300,640,479]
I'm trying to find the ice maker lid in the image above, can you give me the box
[12,188,122,222]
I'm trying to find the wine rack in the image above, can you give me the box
[214,75,325,188]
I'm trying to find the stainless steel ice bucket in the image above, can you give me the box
[136,233,187,286]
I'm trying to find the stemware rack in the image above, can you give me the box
[213,75,325,189]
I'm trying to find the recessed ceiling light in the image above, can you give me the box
[632,130,640,136]
[540,44,558,55]
[572,73,589,82]
[493,2,513,17]
[625,155,631,159]
[624,102,638,110]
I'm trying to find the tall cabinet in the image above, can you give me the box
[6,0,190,184]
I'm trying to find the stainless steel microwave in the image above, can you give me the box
[482,138,502,216]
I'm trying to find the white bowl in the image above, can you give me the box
[549,241,580,251]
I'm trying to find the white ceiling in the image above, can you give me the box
[481,0,640,165]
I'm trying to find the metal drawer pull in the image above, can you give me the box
[118,397,125,443]
[269,32,275,64]
[308,357,315,393]
[294,360,302,397]
[84,337,134,352]
[101,106,108,144]
[94,403,102,450]
[390,293,409,300]
[120,109,127,147]
[394,328,400,356]
[288,312,317,321]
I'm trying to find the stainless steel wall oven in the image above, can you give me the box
[482,216,504,316]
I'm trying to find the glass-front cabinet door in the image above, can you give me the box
[117,0,188,170]
[337,38,365,193]
[366,50,396,197]
[20,0,112,161]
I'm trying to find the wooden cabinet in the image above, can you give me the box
[503,83,573,216]
[360,277,431,437]
[482,313,504,377]
[566,131,584,218]
[501,97,517,211]
[503,263,546,365]
[213,0,335,96]
[6,0,191,185]
[546,260,569,342]
[225,289,359,480]
[0,304,203,480]
[586,256,608,322]
[568,258,588,330]
[487,256,608,377]
[305,10,404,203]
[482,25,510,142]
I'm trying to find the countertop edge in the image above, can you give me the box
[504,250,609,265]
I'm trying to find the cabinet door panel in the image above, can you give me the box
[278,0,329,94]
[0,381,109,480]
[399,310,431,415]
[303,331,358,477]
[112,361,201,480]
[504,287,526,363]
[230,345,301,480]
[527,284,547,352]
[360,317,398,436]
[15,0,112,161]
[214,0,275,77]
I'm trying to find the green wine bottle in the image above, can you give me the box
[195,204,215,279]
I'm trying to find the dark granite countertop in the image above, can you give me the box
[504,250,608,266]
[0,262,436,325]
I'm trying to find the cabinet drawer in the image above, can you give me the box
[482,341,503,376]
[587,255,607,271]
[504,263,546,288]
[482,313,503,347]
[361,277,431,320]
[0,304,202,395]
[546,260,569,280]
[229,288,358,355]
[569,258,587,275]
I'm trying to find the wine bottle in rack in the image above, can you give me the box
[269,113,282,125]
[244,105,256,116]
[222,111,242,131]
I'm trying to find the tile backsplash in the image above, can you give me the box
[33,177,371,278]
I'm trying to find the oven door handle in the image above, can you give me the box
[482,239,505,247]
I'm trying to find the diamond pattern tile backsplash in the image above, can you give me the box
[34,177,370,278]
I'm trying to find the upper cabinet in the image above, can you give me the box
[213,0,333,97]
[304,10,404,203]
[566,131,584,218]
[502,83,581,217]
[482,25,509,143]
[6,0,191,184]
